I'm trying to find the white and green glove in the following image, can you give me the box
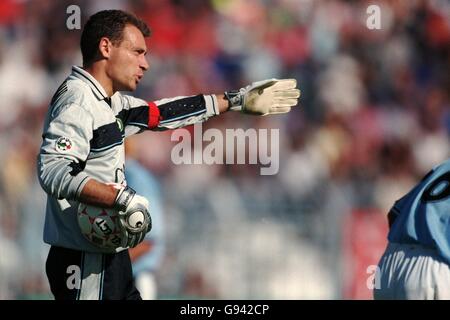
[225,78,301,115]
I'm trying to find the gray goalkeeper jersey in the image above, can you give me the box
[38,66,219,253]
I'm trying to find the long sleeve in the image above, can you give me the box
[118,93,219,136]
[37,103,93,200]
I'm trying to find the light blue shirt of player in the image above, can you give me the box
[388,158,450,265]
[125,159,165,275]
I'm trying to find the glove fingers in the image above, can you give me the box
[131,232,143,248]
[270,106,292,114]
[134,233,142,247]
[274,89,301,99]
[130,234,138,248]
[138,232,145,245]
[146,214,152,233]
[272,79,297,91]
[270,106,291,114]
[118,216,131,246]
[274,98,299,107]
[249,78,278,89]
[120,228,129,248]
[249,80,278,95]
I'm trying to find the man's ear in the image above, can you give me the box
[98,37,113,59]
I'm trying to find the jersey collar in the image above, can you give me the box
[71,66,109,100]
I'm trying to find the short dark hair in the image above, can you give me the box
[80,10,151,66]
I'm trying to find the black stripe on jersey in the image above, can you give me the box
[158,95,206,124]
[73,68,106,99]
[50,82,68,105]
[116,106,149,129]
[69,160,86,176]
[90,121,123,152]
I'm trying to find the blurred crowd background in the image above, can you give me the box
[0,0,449,299]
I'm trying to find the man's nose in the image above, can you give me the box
[140,56,149,71]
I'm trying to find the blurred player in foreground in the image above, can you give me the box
[126,140,165,300]
[374,159,450,299]
[37,9,300,300]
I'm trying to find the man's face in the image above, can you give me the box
[107,24,149,92]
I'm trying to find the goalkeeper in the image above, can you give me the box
[37,10,300,300]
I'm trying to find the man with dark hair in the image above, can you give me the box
[37,9,300,300]
[80,10,151,67]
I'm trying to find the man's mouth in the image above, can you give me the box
[135,75,143,83]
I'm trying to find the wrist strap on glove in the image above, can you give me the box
[114,186,136,212]
[225,78,300,116]
[224,90,243,112]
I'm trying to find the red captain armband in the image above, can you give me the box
[148,101,161,129]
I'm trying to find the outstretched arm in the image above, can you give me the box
[151,78,300,128]
[119,78,300,133]
[215,93,231,114]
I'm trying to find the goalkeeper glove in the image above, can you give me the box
[113,185,152,248]
[224,78,301,116]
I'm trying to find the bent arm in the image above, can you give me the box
[78,179,119,208]
[38,103,122,208]
[37,103,93,200]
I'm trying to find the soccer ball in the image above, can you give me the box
[77,204,124,249]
